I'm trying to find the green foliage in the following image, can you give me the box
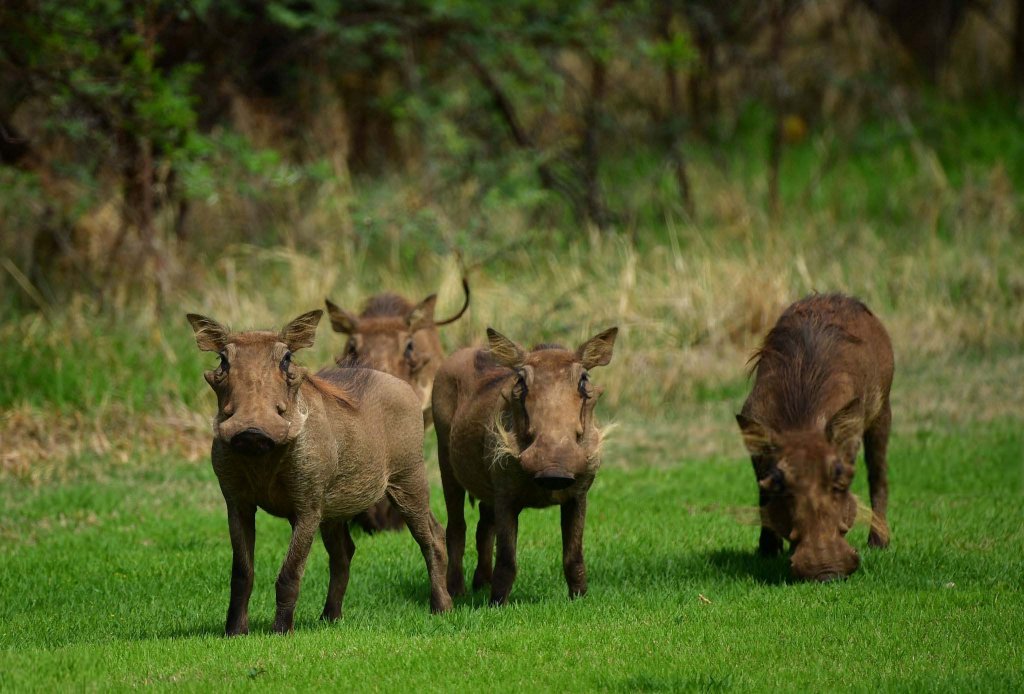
[3,0,1021,308]
[2,0,200,158]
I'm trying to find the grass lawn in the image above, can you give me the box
[1,398,1021,692]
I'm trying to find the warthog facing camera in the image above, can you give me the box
[433,326,618,605]
[187,310,452,635]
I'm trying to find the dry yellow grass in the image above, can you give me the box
[3,226,1021,486]
[2,143,1022,485]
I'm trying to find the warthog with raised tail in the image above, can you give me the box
[325,278,470,427]
[187,309,452,635]
[736,293,894,581]
[432,326,618,605]
[325,279,470,533]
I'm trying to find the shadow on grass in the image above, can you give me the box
[390,572,551,611]
[705,549,790,585]
[584,543,793,591]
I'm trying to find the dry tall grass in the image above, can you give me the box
[2,148,1022,484]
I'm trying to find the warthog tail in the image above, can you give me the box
[435,277,471,326]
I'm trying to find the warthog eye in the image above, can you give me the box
[512,371,528,400]
[762,467,785,495]
[280,351,292,373]
[346,339,357,356]
[217,352,229,373]
[832,461,850,491]
[578,372,592,399]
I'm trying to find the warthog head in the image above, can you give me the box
[736,399,863,581]
[324,280,469,418]
[187,310,323,456]
[487,326,618,490]
[324,293,437,384]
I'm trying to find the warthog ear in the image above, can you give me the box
[576,327,618,369]
[825,398,863,447]
[186,313,229,352]
[407,294,437,333]
[736,413,776,457]
[280,310,323,351]
[324,299,358,335]
[486,327,526,369]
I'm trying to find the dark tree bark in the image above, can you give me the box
[685,8,720,140]
[659,1,696,219]
[1015,0,1024,96]
[454,40,589,226]
[581,56,610,230]
[861,0,968,82]
[766,2,791,221]
[0,118,31,166]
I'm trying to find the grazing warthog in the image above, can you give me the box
[186,310,452,635]
[325,279,470,533]
[433,326,618,605]
[736,294,893,582]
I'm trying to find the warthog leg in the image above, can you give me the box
[224,500,256,637]
[439,453,467,597]
[320,519,355,622]
[758,526,784,557]
[490,499,521,606]
[865,400,892,548]
[272,514,319,633]
[752,453,784,557]
[472,503,495,592]
[387,468,453,613]
[560,495,588,598]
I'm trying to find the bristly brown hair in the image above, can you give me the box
[361,293,413,318]
[748,299,863,429]
[305,365,375,408]
[474,348,513,393]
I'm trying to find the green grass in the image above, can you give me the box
[2,413,1021,691]
[1,98,1022,691]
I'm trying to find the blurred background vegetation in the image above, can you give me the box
[1,0,1022,482]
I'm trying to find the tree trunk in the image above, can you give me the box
[1015,0,1024,96]
[455,40,588,225]
[767,2,789,220]
[660,1,696,219]
[582,56,610,230]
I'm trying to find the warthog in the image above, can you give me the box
[325,278,470,426]
[186,310,452,635]
[736,294,893,581]
[324,279,469,533]
[432,326,618,605]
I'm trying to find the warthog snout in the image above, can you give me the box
[533,469,576,490]
[230,427,276,455]
[812,572,846,583]
[791,539,860,582]
[520,438,585,490]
